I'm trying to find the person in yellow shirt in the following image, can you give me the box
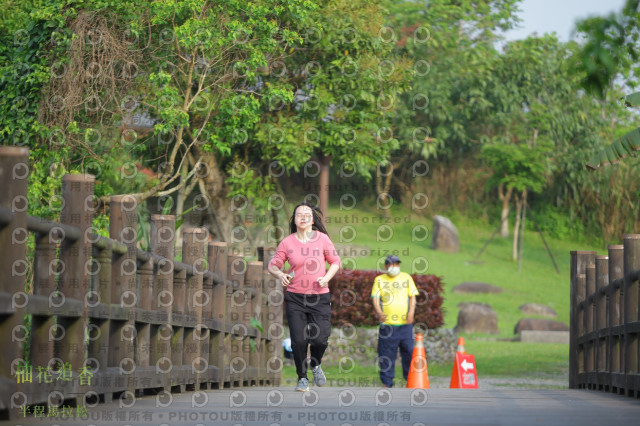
[371,255,418,388]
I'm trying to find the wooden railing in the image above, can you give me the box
[0,146,283,420]
[570,235,640,397]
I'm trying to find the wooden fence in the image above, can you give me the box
[0,146,283,420]
[570,236,640,397]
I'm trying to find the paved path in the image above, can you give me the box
[10,386,640,426]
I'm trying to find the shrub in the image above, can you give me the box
[329,269,445,329]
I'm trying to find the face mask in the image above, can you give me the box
[387,266,400,276]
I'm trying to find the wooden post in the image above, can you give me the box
[246,261,263,386]
[57,173,95,403]
[182,228,206,390]
[30,230,57,371]
[109,195,137,394]
[595,255,608,389]
[228,253,245,386]
[623,234,640,396]
[576,273,586,383]
[171,265,186,392]
[198,242,213,389]
[135,258,153,380]
[585,264,595,381]
[569,251,596,389]
[89,242,111,397]
[608,244,624,391]
[258,246,283,387]
[171,227,187,393]
[173,265,187,316]
[150,215,175,391]
[0,146,29,417]
[208,242,228,389]
[608,245,625,327]
[260,270,269,385]
[266,275,284,387]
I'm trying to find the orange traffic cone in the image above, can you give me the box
[450,336,478,388]
[406,333,429,389]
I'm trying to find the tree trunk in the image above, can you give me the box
[518,192,527,272]
[498,183,512,238]
[318,155,330,219]
[375,160,397,221]
[512,189,527,262]
[192,147,234,242]
[175,161,189,250]
[512,192,522,262]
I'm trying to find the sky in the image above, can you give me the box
[503,0,627,42]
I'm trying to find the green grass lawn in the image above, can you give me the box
[276,201,604,385]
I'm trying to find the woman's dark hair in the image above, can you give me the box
[289,201,329,235]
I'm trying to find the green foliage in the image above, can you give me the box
[623,91,640,107]
[586,125,640,170]
[387,0,521,160]
[481,142,550,194]
[586,92,640,170]
[92,214,110,238]
[385,1,638,240]
[1,0,158,219]
[134,0,321,208]
[226,159,277,214]
[249,317,263,353]
[575,0,640,99]
[250,0,412,181]
[137,208,150,251]
[1,1,72,218]
[3,0,639,244]
[574,1,640,171]
[26,148,68,219]
[529,204,584,240]
[175,204,198,230]
[0,0,68,143]
[250,317,264,333]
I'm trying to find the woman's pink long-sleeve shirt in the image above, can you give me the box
[268,232,341,294]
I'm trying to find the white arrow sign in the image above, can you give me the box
[461,359,474,372]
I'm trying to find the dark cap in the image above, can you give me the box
[384,255,401,265]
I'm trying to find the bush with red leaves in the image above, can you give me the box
[329,269,445,328]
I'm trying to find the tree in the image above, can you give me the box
[575,0,640,100]
[387,0,520,156]
[2,0,416,253]
[2,0,319,238]
[252,0,411,219]
[0,1,69,219]
[473,34,621,247]
[479,36,563,239]
[381,0,520,218]
[585,92,640,170]
[576,0,640,169]
[481,142,549,260]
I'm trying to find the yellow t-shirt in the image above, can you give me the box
[371,272,419,325]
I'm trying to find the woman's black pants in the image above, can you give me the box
[284,291,332,380]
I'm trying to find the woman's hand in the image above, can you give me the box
[318,263,339,289]
[280,272,293,286]
[317,276,329,288]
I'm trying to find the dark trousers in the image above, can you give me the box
[378,324,414,387]
[285,291,332,380]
